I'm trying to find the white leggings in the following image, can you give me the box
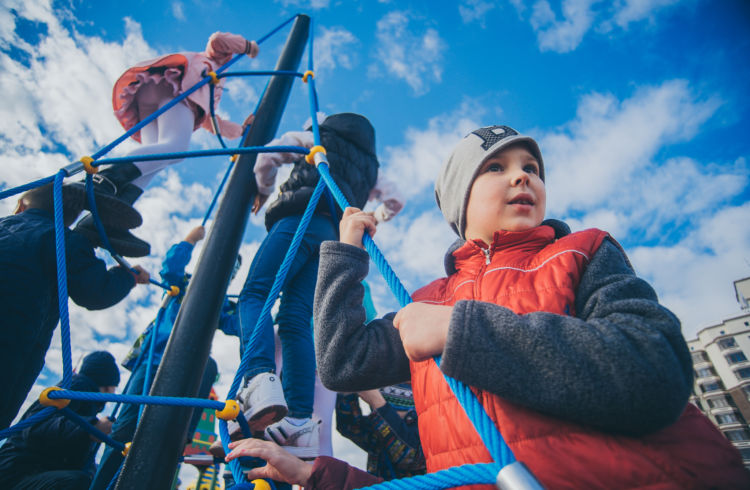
[127,81,195,190]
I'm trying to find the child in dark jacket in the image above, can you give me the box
[312,125,750,488]
[230,113,402,459]
[0,184,148,431]
[0,351,121,490]
[336,384,425,480]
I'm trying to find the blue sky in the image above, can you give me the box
[2,0,750,472]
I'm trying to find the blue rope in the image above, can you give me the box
[46,389,226,411]
[208,82,228,149]
[218,70,303,79]
[140,304,169,419]
[106,462,123,490]
[0,407,56,440]
[88,145,308,167]
[53,170,74,388]
[358,463,499,490]
[59,407,126,452]
[0,174,56,201]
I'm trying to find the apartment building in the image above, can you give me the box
[687,277,750,467]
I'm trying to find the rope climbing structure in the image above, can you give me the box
[0,12,542,490]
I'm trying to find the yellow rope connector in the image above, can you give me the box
[302,70,315,83]
[230,154,239,163]
[305,145,326,165]
[167,285,180,297]
[207,71,220,85]
[251,480,272,490]
[215,400,240,421]
[121,442,132,457]
[80,156,98,175]
[39,386,70,409]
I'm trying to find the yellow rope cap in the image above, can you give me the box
[39,386,70,409]
[251,480,272,490]
[230,154,239,163]
[302,70,315,83]
[305,145,326,165]
[207,71,220,85]
[167,285,180,297]
[80,156,98,175]
[121,442,132,457]
[215,400,240,421]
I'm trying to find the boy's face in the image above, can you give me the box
[464,143,546,244]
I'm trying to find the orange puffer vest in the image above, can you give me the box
[410,225,748,489]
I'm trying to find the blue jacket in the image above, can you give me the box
[124,241,238,369]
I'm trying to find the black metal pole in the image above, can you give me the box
[115,15,310,489]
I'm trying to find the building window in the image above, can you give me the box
[718,337,738,350]
[716,413,743,425]
[706,397,732,409]
[691,351,709,364]
[725,351,748,364]
[700,381,723,393]
[736,367,750,380]
[723,429,750,442]
[695,367,717,378]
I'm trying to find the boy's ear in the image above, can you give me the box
[14,198,27,214]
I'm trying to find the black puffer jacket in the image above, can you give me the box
[0,374,105,486]
[264,113,379,230]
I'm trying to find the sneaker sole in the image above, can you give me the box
[66,183,142,229]
[247,405,287,432]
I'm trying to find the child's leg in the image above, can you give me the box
[128,99,193,190]
[275,257,317,419]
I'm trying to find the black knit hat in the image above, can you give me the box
[79,351,121,387]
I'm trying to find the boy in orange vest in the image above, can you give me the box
[310,125,749,488]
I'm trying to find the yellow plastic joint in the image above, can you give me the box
[207,71,220,85]
[215,400,240,421]
[251,480,272,490]
[167,285,180,297]
[302,70,315,83]
[230,154,239,163]
[80,156,98,175]
[305,145,326,165]
[121,442,132,457]
[39,386,70,409]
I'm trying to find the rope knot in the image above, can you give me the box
[80,156,97,175]
[39,387,70,409]
[305,145,326,165]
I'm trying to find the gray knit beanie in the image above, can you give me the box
[434,125,544,239]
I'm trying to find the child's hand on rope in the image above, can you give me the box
[394,303,453,362]
[252,193,270,215]
[185,225,206,245]
[131,265,150,285]
[226,438,313,486]
[339,207,377,249]
[245,40,260,58]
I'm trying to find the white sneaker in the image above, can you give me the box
[228,372,287,438]
[264,417,320,460]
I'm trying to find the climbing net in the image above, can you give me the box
[0,14,529,490]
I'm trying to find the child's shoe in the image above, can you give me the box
[264,417,320,460]
[228,372,287,438]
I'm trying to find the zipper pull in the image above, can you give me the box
[482,247,491,265]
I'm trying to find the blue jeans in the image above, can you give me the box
[90,357,218,490]
[239,214,337,419]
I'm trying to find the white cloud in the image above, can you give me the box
[458,0,496,25]
[543,80,720,221]
[313,26,358,72]
[512,0,684,52]
[275,0,331,9]
[530,0,600,53]
[369,11,445,95]
[171,1,186,21]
